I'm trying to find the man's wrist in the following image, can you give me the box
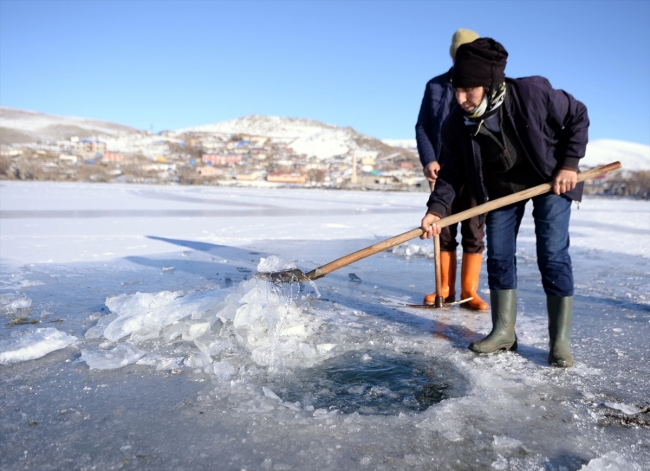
[427,203,446,218]
[561,157,580,170]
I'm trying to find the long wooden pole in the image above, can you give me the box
[429,180,444,308]
[304,161,621,280]
[433,234,444,307]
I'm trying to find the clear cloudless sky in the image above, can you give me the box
[1,0,649,144]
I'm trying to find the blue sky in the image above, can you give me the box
[1,1,649,144]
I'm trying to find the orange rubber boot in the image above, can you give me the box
[460,253,489,311]
[423,251,456,305]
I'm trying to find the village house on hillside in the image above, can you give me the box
[2,115,646,196]
[76,138,106,159]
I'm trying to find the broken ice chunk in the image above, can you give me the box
[603,401,643,416]
[213,361,235,381]
[96,313,118,327]
[280,401,301,412]
[216,303,237,323]
[184,351,212,369]
[80,343,145,370]
[0,294,33,313]
[313,408,338,420]
[163,323,184,343]
[298,342,317,358]
[280,323,307,337]
[208,338,230,356]
[136,354,165,366]
[103,315,147,342]
[194,337,212,356]
[233,303,264,329]
[262,386,281,401]
[251,346,272,366]
[491,455,508,470]
[493,435,523,449]
[209,317,224,333]
[257,256,296,273]
[0,328,77,365]
[136,354,183,371]
[103,290,227,341]
[130,325,161,343]
[182,319,211,341]
[85,325,106,340]
[203,311,225,330]
[316,343,337,355]
[156,356,183,371]
[578,451,639,470]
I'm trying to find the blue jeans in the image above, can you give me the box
[486,193,574,297]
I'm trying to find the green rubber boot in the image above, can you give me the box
[547,295,574,367]
[469,290,518,353]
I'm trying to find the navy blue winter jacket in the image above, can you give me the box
[427,76,589,217]
[415,68,455,168]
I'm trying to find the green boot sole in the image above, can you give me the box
[469,334,518,353]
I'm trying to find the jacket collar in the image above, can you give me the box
[445,67,454,83]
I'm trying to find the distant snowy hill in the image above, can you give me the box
[583,139,650,172]
[381,139,417,150]
[178,115,409,161]
[0,107,138,145]
[179,115,339,140]
[2,107,648,172]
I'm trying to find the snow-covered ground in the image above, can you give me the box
[178,115,342,140]
[179,115,382,160]
[1,181,648,471]
[0,106,137,142]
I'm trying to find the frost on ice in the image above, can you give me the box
[81,343,145,370]
[0,293,33,314]
[2,184,649,469]
[579,451,642,471]
[0,328,77,365]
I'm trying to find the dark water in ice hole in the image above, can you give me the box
[265,351,451,415]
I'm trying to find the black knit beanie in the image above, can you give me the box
[452,38,508,88]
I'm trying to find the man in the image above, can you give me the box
[415,28,488,311]
[420,38,588,367]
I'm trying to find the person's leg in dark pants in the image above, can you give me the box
[458,187,488,310]
[424,207,458,304]
[469,200,525,352]
[486,201,526,290]
[532,193,575,367]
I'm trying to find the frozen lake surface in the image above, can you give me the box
[1,181,649,470]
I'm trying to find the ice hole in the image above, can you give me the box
[263,350,466,415]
